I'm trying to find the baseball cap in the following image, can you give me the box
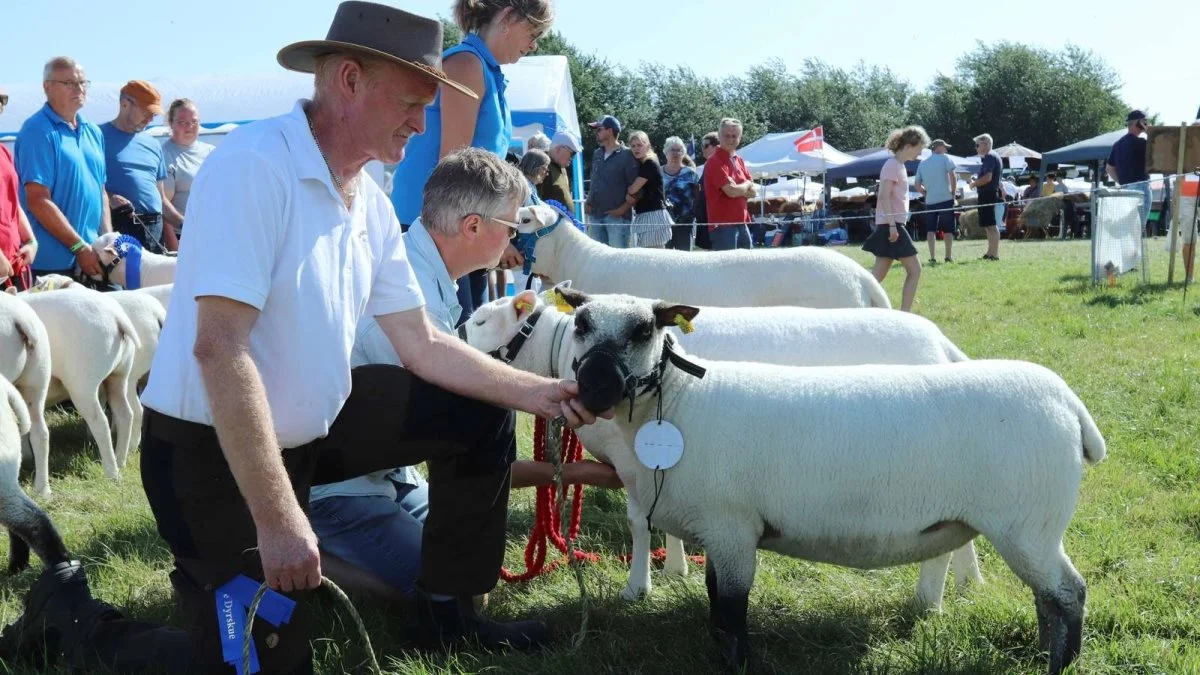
[587,115,621,134]
[551,131,582,153]
[929,139,952,149]
[121,80,163,115]
[1125,109,1147,123]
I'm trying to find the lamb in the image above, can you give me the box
[0,293,53,497]
[135,283,173,313]
[515,203,891,309]
[108,290,165,457]
[0,377,70,574]
[466,290,980,607]
[492,288,1105,675]
[91,231,177,288]
[19,287,140,482]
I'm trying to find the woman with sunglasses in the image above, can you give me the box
[391,0,554,326]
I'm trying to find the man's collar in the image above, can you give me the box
[41,102,79,128]
[284,100,336,182]
[405,219,459,297]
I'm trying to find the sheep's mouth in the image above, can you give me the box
[571,345,644,414]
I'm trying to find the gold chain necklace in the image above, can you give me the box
[307,115,355,206]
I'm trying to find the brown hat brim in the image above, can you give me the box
[277,40,478,100]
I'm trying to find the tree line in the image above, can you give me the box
[443,23,1131,173]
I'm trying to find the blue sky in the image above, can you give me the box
[4,0,1198,126]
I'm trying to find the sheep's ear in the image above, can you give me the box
[103,245,118,258]
[653,303,701,331]
[512,290,538,320]
[4,287,16,296]
[553,286,590,314]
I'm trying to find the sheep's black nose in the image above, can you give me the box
[574,351,627,414]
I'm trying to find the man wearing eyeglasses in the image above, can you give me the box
[100,81,182,254]
[14,56,111,280]
[0,84,40,290]
[310,147,620,605]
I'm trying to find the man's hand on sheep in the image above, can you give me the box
[528,379,612,429]
[498,244,524,270]
[74,246,102,278]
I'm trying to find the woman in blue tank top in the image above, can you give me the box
[392,0,554,323]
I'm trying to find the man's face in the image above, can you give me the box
[472,199,520,269]
[719,125,741,152]
[44,66,88,112]
[594,125,612,144]
[120,97,156,132]
[550,145,574,168]
[347,61,439,165]
[975,140,990,156]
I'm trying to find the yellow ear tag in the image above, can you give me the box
[674,314,695,334]
[553,290,575,314]
[513,298,534,313]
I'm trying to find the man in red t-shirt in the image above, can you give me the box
[703,117,758,250]
[0,85,39,290]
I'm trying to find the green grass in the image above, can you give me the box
[3,238,1200,674]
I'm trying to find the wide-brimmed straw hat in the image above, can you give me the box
[277,1,476,99]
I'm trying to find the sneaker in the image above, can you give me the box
[945,257,954,263]
[414,591,550,652]
[927,258,938,266]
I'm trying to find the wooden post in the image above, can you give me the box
[1168,125,1188,284]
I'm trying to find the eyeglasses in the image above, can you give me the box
[467,213,520,239]
[48,80,91,91]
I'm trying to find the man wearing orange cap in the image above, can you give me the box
[99,80,182,254]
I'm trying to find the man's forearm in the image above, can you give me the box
[162,192,185,228]
[27,196,82,247]
[403,327,549,415]
[198,346,299,526]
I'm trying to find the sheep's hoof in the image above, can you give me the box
[619,584,648,601]
[716,631,749,672]
[33,486,51,500]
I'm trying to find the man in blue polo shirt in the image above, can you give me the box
[1107,109,1151,234]
[15,56,111,279]
[100,81,182,253]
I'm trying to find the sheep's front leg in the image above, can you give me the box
[121,377,143,467]
[621,498,653,600]
[663,534,689,577]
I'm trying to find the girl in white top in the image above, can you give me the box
[161,98,215,235]
[862,125,929,312]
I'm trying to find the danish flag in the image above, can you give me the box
[793,126,824,153]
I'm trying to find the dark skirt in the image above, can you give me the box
[862,223,918,259]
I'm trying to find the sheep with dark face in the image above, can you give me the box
[496,288,1103,675]
[466,291,981,606]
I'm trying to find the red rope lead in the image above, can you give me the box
[500,420,598,583]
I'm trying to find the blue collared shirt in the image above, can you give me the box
[14,103,107,270]
[100,122,167,214]
[310,218,459,502]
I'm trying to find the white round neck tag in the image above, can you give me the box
[634,421,684,470]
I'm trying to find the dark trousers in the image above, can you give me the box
[79,365,516,674]
[112,208,167,255]
[667,223,695,251]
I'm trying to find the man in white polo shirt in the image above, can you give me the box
[0,4,604,673]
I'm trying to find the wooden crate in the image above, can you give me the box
[1146,125,1200,173]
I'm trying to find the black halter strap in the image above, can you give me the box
[489,306,548,364]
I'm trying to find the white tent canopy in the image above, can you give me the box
[737,129,855,177]
[761,177,833,202]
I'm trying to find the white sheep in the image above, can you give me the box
[108,290,165,459]
[0,377,71,574]
[19,287,140,482]
[466,291,979,607]
[135,283,173,314]
[516,203,892,309]
[90,231,177,288]
[488,289,1104,675]
[0,293,53,497]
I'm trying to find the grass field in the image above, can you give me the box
[2,238,1199,674]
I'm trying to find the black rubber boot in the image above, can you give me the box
[413,591,550,652]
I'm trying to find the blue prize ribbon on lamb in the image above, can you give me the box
[111,234,144,290]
